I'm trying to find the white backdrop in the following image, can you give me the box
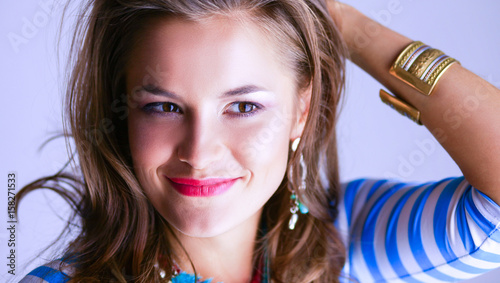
[1,0,499,282]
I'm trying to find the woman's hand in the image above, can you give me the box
[325,1,345,34]
[326,1,500,205]
[326,0,412,68]
[326,1,356,52]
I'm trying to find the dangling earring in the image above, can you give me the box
[289,138,309,230]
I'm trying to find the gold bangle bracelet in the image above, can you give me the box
[379,89,422,125]
[390,41,459,96]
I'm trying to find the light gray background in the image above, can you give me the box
[1,0,499,282]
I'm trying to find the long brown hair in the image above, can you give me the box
[16,0,347,282]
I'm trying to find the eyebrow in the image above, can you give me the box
[140,85,178,98]
[139,84,269,98]
[223,85,268,97]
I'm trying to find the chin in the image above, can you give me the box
[166,210,237,238]
[172,221,233,238]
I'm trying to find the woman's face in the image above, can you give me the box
[126,16,309,237]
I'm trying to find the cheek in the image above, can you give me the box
[230,110,293,189]
[127,113,181,185]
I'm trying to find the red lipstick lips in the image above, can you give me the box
[167,177,239,197]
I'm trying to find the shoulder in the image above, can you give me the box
[19,257,76,283]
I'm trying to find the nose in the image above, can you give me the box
[176,114,225,170]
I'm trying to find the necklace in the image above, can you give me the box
[155,252,270,283]
[158,219,271,282]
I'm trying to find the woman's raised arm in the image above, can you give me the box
[328,2,500,205]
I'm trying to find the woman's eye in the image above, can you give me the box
[226,102,260,116]
[143,102,182,114]
[161,103,181,113]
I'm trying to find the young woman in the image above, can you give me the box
[17,0,500,282]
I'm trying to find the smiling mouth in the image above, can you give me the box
[166,177,239,197]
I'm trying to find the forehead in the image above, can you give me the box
[125,15,296,94]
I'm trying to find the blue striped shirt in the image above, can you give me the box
[20,176,500,282]
[338,176,500,282]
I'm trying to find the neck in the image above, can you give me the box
[168,209,263,283]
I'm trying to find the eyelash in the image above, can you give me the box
[225,101,262,117]
[142,101,262,117]
[143,102,183,115]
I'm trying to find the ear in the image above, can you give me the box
[290,83,312,140]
